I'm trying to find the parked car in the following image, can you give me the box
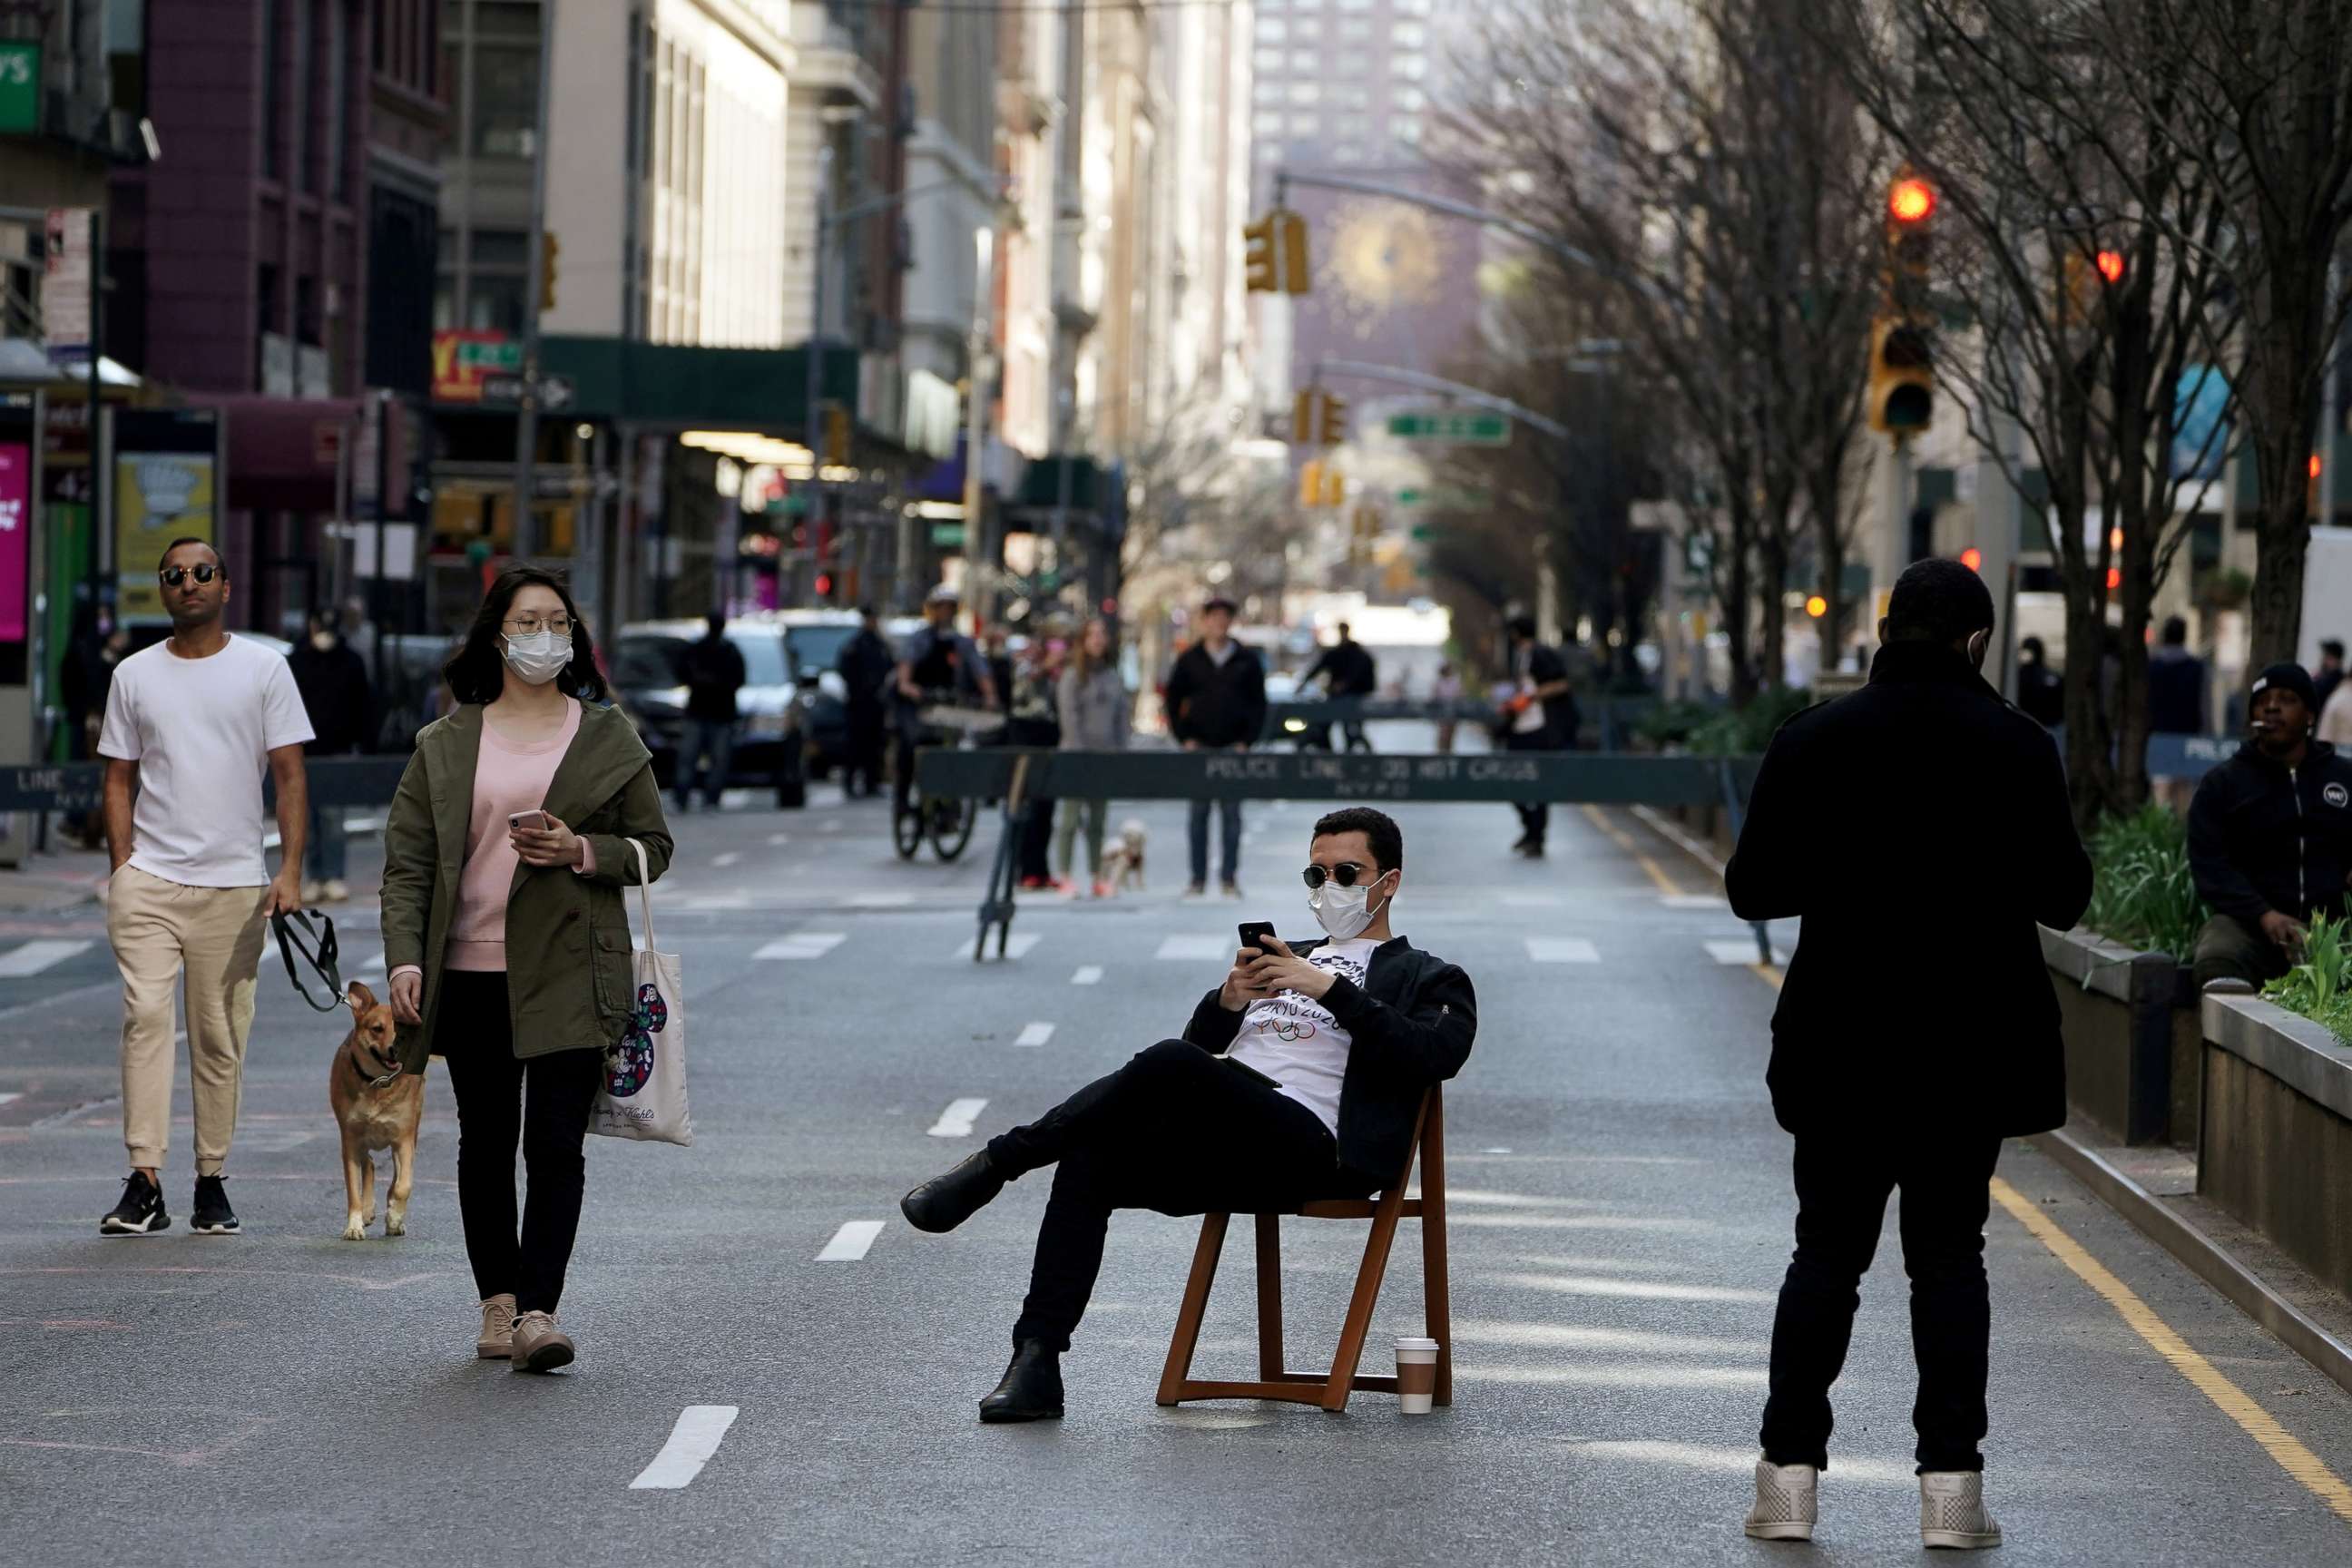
[612,615,811,807]
[772,609,867,779]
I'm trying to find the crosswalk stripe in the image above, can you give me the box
[756,932,847,960]
[0,941,92,978]
[1525,937,1600,963]
[846,893,916,908]
[926,1097,989,1137]
[816,1220,884,1261]
[1015,1022,1055,1047]
[628,1405,740,1491]
[361,950,387,973]
[1707,938,1788,965]
[1661,895,1730,911]
[768,833,791,847]
[0,1093,21,1106]
[1155,935,1230,962]
[1071,965,1103,985]
[711,852,741,868]
[954,933,1042,959]
[1503,893,1563,908]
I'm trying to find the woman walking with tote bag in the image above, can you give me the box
[379,566,672,1372]
[1054,619,1132,897]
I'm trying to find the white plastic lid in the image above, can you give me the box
[1393,1336,1441,1351]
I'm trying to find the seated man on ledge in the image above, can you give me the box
[899,806,1476,1423]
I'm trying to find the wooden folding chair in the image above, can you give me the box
[1155,1084,1450,1414]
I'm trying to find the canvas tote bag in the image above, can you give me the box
[589,838,693,1146]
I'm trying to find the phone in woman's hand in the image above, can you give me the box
[508,809,552,833]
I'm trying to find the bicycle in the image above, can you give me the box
[892,705,995,863]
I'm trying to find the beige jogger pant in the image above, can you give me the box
[106,866,271,1175]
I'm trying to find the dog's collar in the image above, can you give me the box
[348,1051,403,1093]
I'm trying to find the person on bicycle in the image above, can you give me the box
[892,585,998,824]
[1300,622,1377,752]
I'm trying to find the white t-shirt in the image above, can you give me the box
[97,637,315,887]
[1226,936,1378,1137]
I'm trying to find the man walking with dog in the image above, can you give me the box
[897,807,1475,1421]
[98,537,314,1238]
[1728,560,2092,1549]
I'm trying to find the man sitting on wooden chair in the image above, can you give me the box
[899,806,1476,1423]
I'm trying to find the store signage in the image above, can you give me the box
[430,330,521,403]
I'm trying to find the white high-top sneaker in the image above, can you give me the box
[1743,1459,1818,1541]
[1920,1470,2003,1550]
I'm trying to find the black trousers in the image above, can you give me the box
[845,701,887,797]
[1505,730,1553,845]
[438,971,603,1316]
[985,1040,1377,1352]
[1759,1132,2004,1474]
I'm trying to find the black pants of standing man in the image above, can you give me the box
[845,700,887,798]
[985,1040,1376,1351]
[1759,1132,2004,1474]
[1505,729,1554,851]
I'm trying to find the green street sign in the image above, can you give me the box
[0,43,40,133]
[929,524,966,547]
[1395,485,1493,510]
[1386,411,1512,446]
[1410,524,1436,541]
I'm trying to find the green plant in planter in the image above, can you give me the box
[2264,913,2352,1044]
[2082,804,2210,961]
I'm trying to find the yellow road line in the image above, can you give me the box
[1750,962,1784,989]
[1578,804,1682,897]
[1987,1180,2352,1525]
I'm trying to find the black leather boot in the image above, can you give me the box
[978,1340,1064,1423]
[900,1151,1006,1234]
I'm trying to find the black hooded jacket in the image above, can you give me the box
[2187,739,2352,928]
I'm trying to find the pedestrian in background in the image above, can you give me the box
[1430,662,1464,755]
[1163,594,1267,899]
[675,612,746,813]
[1498,615,1575,858]
[1056,618,1131,897]
[2148,616,2206,735]
[59,600,125,848]
[892,586,998,823]
[98,539,314,1240]
[379,566,672,1373]
[1009,633,1064,890]
[836,605,896,799]
[2320,661,2352,747]
[2315,638,2346,715]
[1727,559,2091,1551]
[1301,620,1377,750]
[289,606,376,905]
[2014,636,2063,728]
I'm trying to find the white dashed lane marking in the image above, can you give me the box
[1015,1022,1055,1047]
[1502,894,1563,908]
[767,833,791,847]
[0,941,93,978]
[926,1097,989,1137]
[0,1093,21,1106]
[1525,938,1600,963]
[711,852,741,868]
[1707,938,1788,965]
[1071,965,1103,985]
[756,932,848,960]
[816,1220,885,1261]
[1155,936,1230,962]
[628,1405,740,1490]
[846,893,916,908]
[955,933,1043,959]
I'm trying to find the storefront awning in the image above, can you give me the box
[540,337,860,433]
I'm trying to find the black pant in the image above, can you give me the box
[1019,798,1056,881]
[985,1040,1376,1352]
[1506,730,1553,846]
[438,971,603,1316]
[845,701,887,797]
[1188,798,1243,886]
[1759,1132,2003,1474]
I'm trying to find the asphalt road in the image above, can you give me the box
[5,754,2352,1565]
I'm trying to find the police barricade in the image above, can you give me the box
[912,747,1766,962]
[1259,693,1663,750]
[0,756,416,814]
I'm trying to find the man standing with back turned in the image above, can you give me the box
[1727,560,2091,1551]
[98,538,314,1238]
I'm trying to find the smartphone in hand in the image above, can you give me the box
[508,809,552,833]
[1237,920,1279,957]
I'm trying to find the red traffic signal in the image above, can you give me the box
[1959,547,1983,573]
[1889,177,1936,225]
[2094,250,2125,285]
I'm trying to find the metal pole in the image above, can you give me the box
[86,208,104,618]
[511,0,555,562]
[2324,255,2343,532]
[805,143,833,610]
[372,390,392,702]
[964,227,995,633]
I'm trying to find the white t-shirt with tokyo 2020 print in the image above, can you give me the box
[1226,937,1379,1137]
[97,636,315,887]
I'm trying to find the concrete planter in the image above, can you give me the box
[2040,926,2197,1146]
[2200,995,2352,1300]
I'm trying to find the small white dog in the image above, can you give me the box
[1099,818,1148,896]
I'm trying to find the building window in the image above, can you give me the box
[1338,19,1372,41]
[1395,86,1426,112]
[1396,117,1422,145]
[320,0,348,199]
[1395,23,1426,49]
[1253,111,1283,136]
[472,43,540,157]
[1392,56,1426,81]
[1289,48,1317,71]
[1336,51,1369,76]
[1255,47,1282,73]
[262,0,282,179]
[1287,82,1320,105]
[1258,18,1286,41]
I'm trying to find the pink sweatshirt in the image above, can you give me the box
[396,701,593,980]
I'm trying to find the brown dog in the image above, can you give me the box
[329,981,425,1240]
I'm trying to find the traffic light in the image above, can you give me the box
[1299,458,1324,509]
[1886,170,1934,301]
[539,231,560,313]
[2062,248,2126,324]
[1867,316,1934,434]
[1291,388,1350,446]
[1323,466,1346,507]
[822,404,851,467]
[1323,393,1348,445]
[1244,208,1310,294]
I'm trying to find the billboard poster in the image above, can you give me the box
[114,410,221,621]
[0,441,28,642]
[431,329,520,404]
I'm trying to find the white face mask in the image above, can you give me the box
[502,629,573,686]
[1309,872,1391,941]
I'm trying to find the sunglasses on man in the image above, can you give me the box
[1300,862,1385,889]
[159,564,220,586]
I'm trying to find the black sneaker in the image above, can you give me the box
[190,1175,240,1235]
[100,1171,170,1236]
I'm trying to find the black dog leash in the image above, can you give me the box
[271,909,346,1014]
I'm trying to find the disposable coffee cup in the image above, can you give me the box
[1395,1336,1440,1415]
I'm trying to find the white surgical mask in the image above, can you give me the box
[502,629,573,686]
[1309,872,1390,941]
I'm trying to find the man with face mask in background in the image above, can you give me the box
[288,607,377,902]
[1728,558,2091,1551]
[2187,662,2352,995]
[896,806,1475,1422]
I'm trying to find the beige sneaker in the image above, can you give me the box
[1920,1471,2002,1550]
[510,1309,575,1374]
[475,1293,516,1359]
[1743,1459,1817,1542]
[323,878,350,903]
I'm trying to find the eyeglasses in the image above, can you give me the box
[159,564,220,586]
[1301,862,1381,890]
[503,615,573,637]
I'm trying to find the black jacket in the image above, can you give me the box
[2188,740,2352,928]
[1304,640,1377,698]
[1165,642,1268,750]
[1183,933,1474,1182]
[287,640,376,756]
[1726,642,2092,1138]
[836,628,897,709]
[681,634,748,724]
[2147,647,2207,734]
